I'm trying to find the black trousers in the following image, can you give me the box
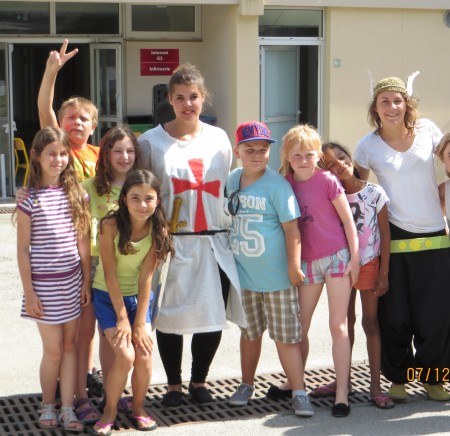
[156,265,230,385]
[378,223,450,384]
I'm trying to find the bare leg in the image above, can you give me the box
[240,335,263,386]
[326,276,352,405]
[276,341,305,391]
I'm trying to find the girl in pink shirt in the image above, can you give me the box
[279,124,359,418]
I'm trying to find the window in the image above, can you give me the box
[0,2,49,35]
[55,3,119,35]
[126,4,201,40]
[260,9,323,38]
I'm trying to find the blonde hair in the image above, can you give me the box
[58,97,98,128]
[436,132,450,177]
[279,124,322,176]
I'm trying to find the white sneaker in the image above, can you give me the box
[229,383,254,406]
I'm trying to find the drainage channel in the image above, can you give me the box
[0,363,429,435]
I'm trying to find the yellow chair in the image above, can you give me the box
[14,137,30,187]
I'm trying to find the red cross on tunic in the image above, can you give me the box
[171,158,221,232]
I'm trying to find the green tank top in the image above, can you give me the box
[93,223,153,296]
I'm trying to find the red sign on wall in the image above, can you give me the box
[140,49,179,76]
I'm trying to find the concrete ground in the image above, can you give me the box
[1,212,450,435]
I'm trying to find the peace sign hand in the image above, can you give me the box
[46,39,79,72]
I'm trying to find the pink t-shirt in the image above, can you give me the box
[286,169,348,261]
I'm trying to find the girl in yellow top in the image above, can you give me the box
[90,170,174,434]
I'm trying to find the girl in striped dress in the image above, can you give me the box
[16,127,91,432]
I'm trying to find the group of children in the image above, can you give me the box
[15,40,450,434]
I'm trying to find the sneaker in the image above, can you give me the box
[87,369,103,397]
[229,383,254,406]
[293,393,314,417]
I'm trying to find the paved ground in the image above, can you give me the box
[1,210,450,435]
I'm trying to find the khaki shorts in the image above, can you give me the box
[240,287,301,344]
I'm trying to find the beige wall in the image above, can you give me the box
[326,7,450,154]
[123,4,260,143]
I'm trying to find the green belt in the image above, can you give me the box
[390,235,450,253]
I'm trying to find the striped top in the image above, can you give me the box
[17,186,80,279]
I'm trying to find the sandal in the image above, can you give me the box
[58,406,84,433]
[98,391,133,414]
[38,403,58,429]
[87,421,114,436]
[310,382,355,398]
[132,415,158,432]
[74,398,101,424]
[370,393,395,409]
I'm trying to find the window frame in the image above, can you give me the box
[124,4,201,41]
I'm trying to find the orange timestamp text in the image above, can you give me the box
[406,367,450,382]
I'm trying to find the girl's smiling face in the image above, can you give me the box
[322,147,354,181]
[124,184,159,222]
[374,91,407,128]
[286,143,319,181]
[110,137,136,177]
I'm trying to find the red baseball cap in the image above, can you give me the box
[235,121,276,145]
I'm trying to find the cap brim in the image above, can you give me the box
[237,137,277,145]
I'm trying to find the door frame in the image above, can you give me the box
[259,37,325,133]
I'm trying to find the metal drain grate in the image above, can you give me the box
[0,363,430,435]
[0,207,14,214]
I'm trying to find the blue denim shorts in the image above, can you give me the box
[92,288,152,331]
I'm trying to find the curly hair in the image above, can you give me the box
[102,170,174,261]
[368,92,419,135]
[26,127,90,234]
[94,126,140,196]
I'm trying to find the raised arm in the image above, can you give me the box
[38,39,78,128]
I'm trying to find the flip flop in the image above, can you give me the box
[132,415,158,432]
[370,394,395,409]
[310,383,355,399]
[87,421,114,436]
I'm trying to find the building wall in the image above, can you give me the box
[123,4,259,143]
[326,7,450,155]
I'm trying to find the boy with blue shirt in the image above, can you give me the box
[227,121,313,417]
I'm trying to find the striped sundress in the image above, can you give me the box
[18,186,82,324]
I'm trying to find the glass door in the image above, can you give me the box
[260,46,300,170]
[90,43,122,145]
[0,43,14,197]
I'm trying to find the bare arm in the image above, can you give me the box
[354,162,370,181]
[133,244,158,355]
[99,218,131,348]
[332,193,360,286]
[373,204,390,296]
[38,39,78,128]
[77,232,91,307]
[17,210,44,318]
[281,219,305,286]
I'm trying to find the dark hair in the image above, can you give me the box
[168,63,211,105]
[94,126,140,195]
[25,127,90,234]
[320,142,361,179]
[102,170,174,261]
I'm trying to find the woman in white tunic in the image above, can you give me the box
[138,64,246,407]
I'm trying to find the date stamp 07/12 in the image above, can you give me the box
[406,367,450,382]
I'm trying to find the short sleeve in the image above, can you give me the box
[325,171,345,202]
[353,139,369,169]
[17,195,33,217]
[273,178,301,223]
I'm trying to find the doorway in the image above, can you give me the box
[260,42,322,170]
